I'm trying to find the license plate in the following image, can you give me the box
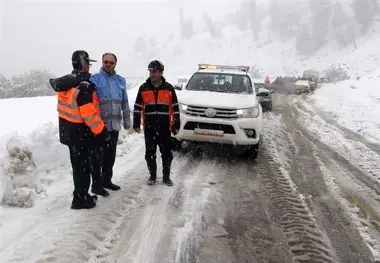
[194,128,224,137]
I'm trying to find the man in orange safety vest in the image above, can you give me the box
[49,50,111,210]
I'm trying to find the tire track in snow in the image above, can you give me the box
[89,153,200,263]
[287,98,380,198]
[182,157,235,263]
[262,111,297,171]
[256,154,338,263]
[260,112,339,263]
[316,157,380,262]
[171,155,227,263]
[291,97,380,197]
[292,99,380,194]
[282,101,380,261]
[271,95,379,261]
[2,135,147,263]
[271,111,375,262]
[220,155,294,263]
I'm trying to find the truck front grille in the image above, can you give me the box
[186,105,237,119]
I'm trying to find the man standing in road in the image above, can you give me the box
[90,53,131,191]
[49,50,110,209]
[133,60,180,186]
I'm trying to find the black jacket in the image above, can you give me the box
[133,77,180,132]
[50,70,109,146]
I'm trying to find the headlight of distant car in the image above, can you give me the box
[236,106,260,118]
[179,103,188,113]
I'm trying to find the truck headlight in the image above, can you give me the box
[179,103,188,113]
[237,106,260,118]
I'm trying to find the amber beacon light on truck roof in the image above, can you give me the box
[198,64,250,73]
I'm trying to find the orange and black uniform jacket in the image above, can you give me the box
[133,77,180,132]
[49,71,110,146]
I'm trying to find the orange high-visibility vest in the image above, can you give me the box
[56,87,104,135]
[141,89,174,128]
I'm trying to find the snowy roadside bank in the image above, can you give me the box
[306,76,380,144]
[292,99,380,261]
[0,86,140,222]
[295,99,380,188]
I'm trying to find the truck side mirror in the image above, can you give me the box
[174,83,183,91]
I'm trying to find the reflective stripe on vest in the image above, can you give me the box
[57,88,82,123]
[56,87,104,134]
[141,89,172,114]
[140,89,177,128]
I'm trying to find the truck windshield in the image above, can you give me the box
[186,72,253,94]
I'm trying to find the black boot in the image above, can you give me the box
[163,178,173,186]
[91,186,110,197]
[71,192,97,209]
[103,181,121,191]
[147,169,157,186]
[146,159,157,186]
[147,176,156,186]
[163,164,173,186]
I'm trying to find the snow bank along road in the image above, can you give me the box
[1,91,380,263]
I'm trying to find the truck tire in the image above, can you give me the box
[242,142,259,160]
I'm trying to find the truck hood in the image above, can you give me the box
[178,90,257,109]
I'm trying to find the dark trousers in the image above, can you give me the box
[89,146,103,189]
[102,131,119,183]
[144,129,173,180]
[68,145,91,195]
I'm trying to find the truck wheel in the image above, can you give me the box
[243,142,259,160]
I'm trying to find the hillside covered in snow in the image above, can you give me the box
[127,0,380,80]
[1,0,379,99]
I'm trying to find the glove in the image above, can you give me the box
[99,127,111,142]
[171,126,179,135]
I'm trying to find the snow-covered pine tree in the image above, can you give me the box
[203,13,221,37]
[331,1,353,46]
[295,23,313,55]
[308,0,332,50]
[352,0,375,33]
[248,0,261,40]
[179,8,193,39]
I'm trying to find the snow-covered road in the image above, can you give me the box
[1,85,380,262]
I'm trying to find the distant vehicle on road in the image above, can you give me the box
[293,80,311,94]
[254,82,274,111]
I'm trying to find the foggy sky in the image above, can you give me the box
[0,0,239,78]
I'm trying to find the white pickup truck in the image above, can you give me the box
[172,64,263,159]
